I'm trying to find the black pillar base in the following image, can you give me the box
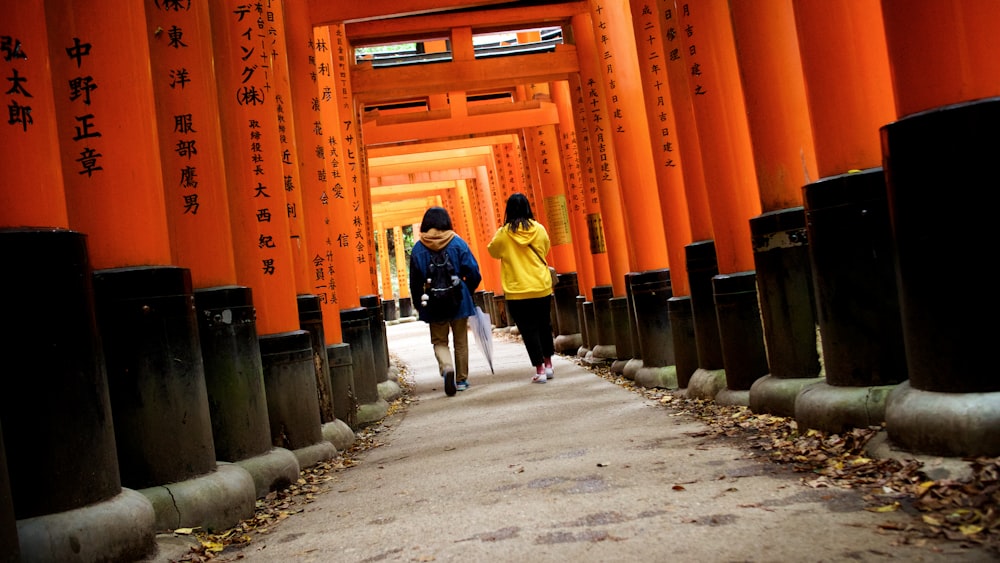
[553,272,582,354]
[259,330,326,454]
[713,271,769,395]
[360,295,389,383]
[668,296,698,389]
[93,265,216,489]
[590,285,617,360]
[327,343,358,430]
[685,240,724,370]
[195,285,272,462]
[298,295,335,424]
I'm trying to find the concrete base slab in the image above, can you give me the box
[623,359,642,380]
[18,488,156,563]
[591,344,617,361]
[686,369,727,400]
[387,364,400,381]
[554,333,582,354]
[378,379,402,402]
[795,382,897,434]
[611,359,628,376]
[885,381,1000,457]
[292,441,337,470]
[356,398,390,428]
[749,375,825,418]
[576,346,590,358]
[634,365,677,389]
[865,430,976,482]
[139,464,255,533]
[322,419,356,451]
[715,388,750,407]
[234,447,300,499]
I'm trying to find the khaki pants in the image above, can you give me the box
[429,317,469,382]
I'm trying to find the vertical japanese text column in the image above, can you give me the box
[209,1,333,467]
[880,0,1000,457]
[553,80,597,301]
[316,24,384,426]
[659,0,718,387]
[146,0,284,487]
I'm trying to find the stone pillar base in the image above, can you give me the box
[686,368,727,401]
[18,489,155,562]
[635,365,677,389]
[611,359,629,376]
[378,379,402,403]
[356,398,390,428]
[234,448,300,499]
[591,344,617,361]
[623,358,643,380]
[554,333,582,354]
[322,420,356,451]
[886,381,1000,457]
[715,388,750,407]
[749,375,825,418]
[291,441,337,471]
[795,382,897,434]
[139,464,255,532]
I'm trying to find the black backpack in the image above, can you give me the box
[421,249,464,319]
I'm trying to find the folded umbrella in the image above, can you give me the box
[469,305,494,374]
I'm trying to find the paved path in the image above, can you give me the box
[159,319,994,563]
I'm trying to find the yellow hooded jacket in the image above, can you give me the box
[487,219,553,300]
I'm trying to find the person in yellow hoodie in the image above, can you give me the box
[488,193,555,383]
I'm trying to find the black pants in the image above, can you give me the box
[506,295,555,367]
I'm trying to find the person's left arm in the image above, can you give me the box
[458,242,482,292]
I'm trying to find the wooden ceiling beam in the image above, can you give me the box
[371,181,457,203]
[351,47,579,105]
[343,1,588,44]
[309,0,508,26]
[367,134,515,158]
[363,101,559,145]
[368,154,493,177]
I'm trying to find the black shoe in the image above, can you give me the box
[444,368,457,397]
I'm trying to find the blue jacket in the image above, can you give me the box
[409,229,482,323]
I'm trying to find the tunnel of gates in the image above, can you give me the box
[1,1,999,561]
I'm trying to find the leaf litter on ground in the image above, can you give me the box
[182,341,998,559]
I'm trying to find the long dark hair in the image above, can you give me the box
[503,193,534,232]
[420,206,453,232]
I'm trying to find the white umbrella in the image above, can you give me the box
[469,306,494,374]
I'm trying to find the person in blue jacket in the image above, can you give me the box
[408,206,482,396]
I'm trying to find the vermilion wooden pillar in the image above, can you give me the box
[553,80,597,303]
[567,73,612,297]
[331,25,377,300]
[147,0,300,498]
[673,0,768,405]
[626,0,699,389]
[571,11,633,364]
[585,0,669,273]
[791,0,907,435]
[473,164,503,295]
[283,1,357,448]
[393,226,413,317]
[1,6,152,560]
[210,1,334,470]
[728,0,823,416]
[52,0,253,536]
[880,0,1000,457]
[658,0,719,389]
[315,24,385,428]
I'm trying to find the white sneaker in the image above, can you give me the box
[544,365,554,378]
[532,372,547,384]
